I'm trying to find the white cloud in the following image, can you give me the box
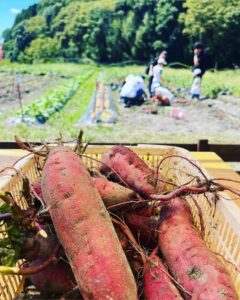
[10,8,21,14]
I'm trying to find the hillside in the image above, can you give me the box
[2,0,240,67]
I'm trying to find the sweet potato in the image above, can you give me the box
[99,145,164,196]
[114,225,129,250]
[31,181,42,199]
[22,234,58,261]
[92,177,137,209]
[158,199,237,299]
[30,260,76,294]
[143,250,183,299]
[41,147,137,300]
[125,213,159,249]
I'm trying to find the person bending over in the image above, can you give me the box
[120,75,146,108]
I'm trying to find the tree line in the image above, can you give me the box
[2,0,240,68]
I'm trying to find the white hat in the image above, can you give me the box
[157,58,167,65]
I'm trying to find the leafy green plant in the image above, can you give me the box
[23,71,93,123]
[0,204,25,267]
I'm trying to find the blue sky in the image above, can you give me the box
[0,0,39,42]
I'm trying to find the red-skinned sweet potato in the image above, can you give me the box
[99,146,164,196]
[22,234,58,261]
[30,260,76,294]
[41,147,137,300]
[125,213,159,249]
[158,198,237,299]
[31,176,138,211]
[92,177,137,209]
[143,249,183,299]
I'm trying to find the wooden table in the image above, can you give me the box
[0,149,240,207]
[0,149,28,170]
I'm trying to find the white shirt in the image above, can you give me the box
[120,75,145,98]
[152,65,163,85]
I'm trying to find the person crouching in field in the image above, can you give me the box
[120,75,147,108]
[191,42,208,100]
[151,58,174,106]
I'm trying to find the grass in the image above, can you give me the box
[99,64,240,98]
[0,60,100,77]
[164,68,240,98]
[84,125,239,144]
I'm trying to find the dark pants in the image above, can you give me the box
[121,89,145,107]
[148,76,153,96]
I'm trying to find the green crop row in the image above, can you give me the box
[23,71,93,123]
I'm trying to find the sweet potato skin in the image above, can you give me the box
[41,148,137,300]
[99,146,164,196]
[22,234,58,261]
[143,251,183,300]
[92,177,137,209]
[158,199,237,300]
[30,260,76,294]
[125,213,159,249]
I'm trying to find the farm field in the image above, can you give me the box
[0,61,240,144]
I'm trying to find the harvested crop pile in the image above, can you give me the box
[0,140,238,299]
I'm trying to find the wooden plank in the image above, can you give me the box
[0,150,27,157]
[209,144,240,162]
[0,150,28,170]
[191,152,222,161]
[201,162,232,170]
[197,139,209,151]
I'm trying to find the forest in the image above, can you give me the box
[2,0,240,68]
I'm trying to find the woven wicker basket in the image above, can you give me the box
[0,145,239,299]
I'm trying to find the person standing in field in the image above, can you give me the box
[191,42,208,100]
[146,50,167,97]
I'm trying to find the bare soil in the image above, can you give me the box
[0,73,63,114]
[95,93,240,144]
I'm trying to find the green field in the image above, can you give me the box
[0,61,239,143]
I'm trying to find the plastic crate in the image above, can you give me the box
[0,145,240,299]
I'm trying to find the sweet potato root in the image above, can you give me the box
[158,198,237,299]
[143,250,183,300]
[99,145,164,196]
[41,147,137,300]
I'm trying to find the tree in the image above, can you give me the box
[23,37,59,63]
[9,21,34,61]
[26,16,47,37]
[180,0,240,67]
